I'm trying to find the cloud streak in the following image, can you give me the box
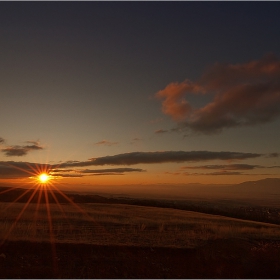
[0,161,145,179]
[181,171,276,176]
[156,54,280,134]
[51,167,145,177]
[155,129,168,134]
[1,143,44,157]
[77,168,145,174]
[58,151,262,167]
[94,140,118,146]
[177,163,280,176]
[181,164,262,171]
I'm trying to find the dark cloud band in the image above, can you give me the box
[59,151,262,167]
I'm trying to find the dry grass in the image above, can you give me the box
[1,202,280,248]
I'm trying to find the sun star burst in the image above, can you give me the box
[38,173,50,184]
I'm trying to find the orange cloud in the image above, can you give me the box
[156,54,280,134]
[156,80,203,121]
[155,129,168,134]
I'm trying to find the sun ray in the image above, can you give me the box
[49,183,113,239]
[32,187,44,239]
[0,186,40,246]
[2,188,33,212]
[3,161,37,177]
[0,186,22,196]
[44,185,58,275]
[0,159,113,270]
[47,187,72,226]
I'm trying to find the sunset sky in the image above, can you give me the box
[1,2,280,194]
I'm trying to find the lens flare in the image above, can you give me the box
[38,173,50,183]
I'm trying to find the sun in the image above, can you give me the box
[38,173,50,184]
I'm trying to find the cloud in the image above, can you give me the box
[94,140,118,146]
[1,151,275,179]
[0,137,5,145]
[0,160,145,179]
[130,138,142,144]
[58,151,261,168]
[0,161,50,178]
[182,171,276,176]
[156,80,203,121]
[181,164,262,171]
[177,163,280,176]
[199,171,243,176]
[181,164,280,171]
[1,143,44,157]
[266,153,279,158]
[52,173,85,178]
[156,54,280,134]
[165,170,276,176]
[164,171,181,176]
[78,168,145,174]
[155,129,168,134]
[51,167,145,177]
[25,140,41,146]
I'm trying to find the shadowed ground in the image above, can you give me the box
[1,239,280,278]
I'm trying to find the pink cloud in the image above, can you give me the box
[156,54,280,134]
[156,80,203,121]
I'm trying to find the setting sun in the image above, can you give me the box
[38,173,50,184]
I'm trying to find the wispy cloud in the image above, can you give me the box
[1,143,44,157]
[0,137,5,145]
[52,173,84,178]
[130,138,142,145]
[78,168,145,174]
[155,129,168,134]
[25,140,41,145]
[181,164,262,171]
[94,140,118,146]
[0,161,145,179]
[156,54,280,134]
[181,171,275,176]
[266,153,279,158]
[176,163,280,176]
[51,167,145,177]
[190,171,244,176]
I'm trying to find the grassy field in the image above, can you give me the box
[1,201,280,278]
[1,202,280,248]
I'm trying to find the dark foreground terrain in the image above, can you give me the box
[1,239,280,278]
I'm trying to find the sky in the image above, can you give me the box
[1,2,280,195]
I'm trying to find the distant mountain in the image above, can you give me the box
[0,178,279,203]
[229,178,280,194]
